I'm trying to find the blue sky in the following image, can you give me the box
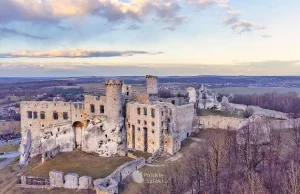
[0,0,299,76]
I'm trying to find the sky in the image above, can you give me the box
[0,0,300,77]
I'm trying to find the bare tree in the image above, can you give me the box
[282,161,300,194]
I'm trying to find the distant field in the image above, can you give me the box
[0,144,20,153]
[214,87,300,95]
[77,83,105,93]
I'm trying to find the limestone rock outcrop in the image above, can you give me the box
[19,129,31,166]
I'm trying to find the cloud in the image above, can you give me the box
[217,4,230,9]
[226,9,242,15]
[188,0,229,9]
[0,49,163,58]
[163,26,176,31]
[261,34,273,38]
[154,15,187,30]
[127,24,141,30]
[0,27,49,40]
[0,0,181,24]
[188,0,266,35]
[231,20,265,34]
[220,6,266,34]
[223,16,238,25]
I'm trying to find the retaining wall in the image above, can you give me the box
[200,115,244,130]
[94,157,145,194]
[42,145,60,163]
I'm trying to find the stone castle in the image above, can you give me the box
[19,75,196,165]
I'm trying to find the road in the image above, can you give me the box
[0,151,20,169]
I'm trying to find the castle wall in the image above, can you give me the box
[94,157,145,193]
[42,145,60,163]
[146,75,158,95]
[83,95,107,119]
[200,115,244,130]
[126,103,163,153]
[174,104,194,140]
[131,93,149,103]
[20,101,73,157]
[122,84,132,98]
[163,135,181,155]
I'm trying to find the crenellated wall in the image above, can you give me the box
[146,75,158,95]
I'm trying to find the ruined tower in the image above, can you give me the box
[105,80,123,122]
[146,75,158,101]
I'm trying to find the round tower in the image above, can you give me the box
[146,75,158,95]
[105,80,123,122]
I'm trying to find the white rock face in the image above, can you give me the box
[221,96,229,105]
[79,176,94,189]
[187,87,197,104]
[41,124,75,153]
[82,117,124,157]
[197,86,221,110]
[49,170,64,188]
[64,173,79,189]
[19,129,31,166]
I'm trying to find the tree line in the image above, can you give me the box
[231,92,300,118]
[138,121,300,194]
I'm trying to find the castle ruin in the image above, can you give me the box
[19,75,196,166]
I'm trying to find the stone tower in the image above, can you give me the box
[105,80,123,122]
[146,75,158,101]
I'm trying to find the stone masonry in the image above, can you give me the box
[19,75,196,166]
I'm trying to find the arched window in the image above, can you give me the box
[144,108,147,115]
[151,122,155,126]
[144,120,147,125]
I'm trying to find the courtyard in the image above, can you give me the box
[28,149,133,179]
